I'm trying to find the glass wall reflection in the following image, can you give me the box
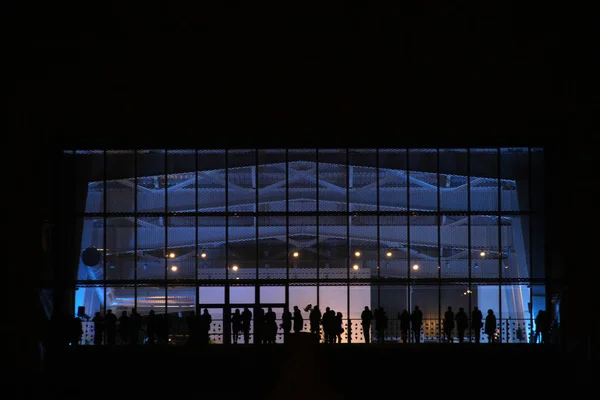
[70,148,544,344]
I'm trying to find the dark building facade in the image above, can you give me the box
[5,3,598,383]
[60,147,545,345]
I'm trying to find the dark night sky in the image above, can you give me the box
[5,2,593,147]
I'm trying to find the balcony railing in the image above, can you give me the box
[77,317,537,345]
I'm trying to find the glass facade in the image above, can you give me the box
[68,148,545,344]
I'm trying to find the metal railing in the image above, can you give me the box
[78,317,537,345]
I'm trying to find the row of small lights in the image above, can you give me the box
[165,250,499,273]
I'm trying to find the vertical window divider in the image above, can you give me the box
[225,150,229,283]
[316,149,319,306]
[346,149,350,299]
[437,149,442,343]
[376,149,380,309]
[346,149,351,343]
[134,149,138,310]
[285,149,290,306]
[406,149,411,320]
[467,148,472,342]
[528,146,535,340]
[497,148,503,342]
[195,149,199,314]
[255,149,259,285]
[164,150,168,316]
[103,150,107,315]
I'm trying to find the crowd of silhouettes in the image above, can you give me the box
[50,304,556,346]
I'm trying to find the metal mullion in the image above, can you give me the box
[255,149,259,283]
[134,149,138,311]
[406,149,411,324]
[316,149,319,306]
[346,149,350,297]
[528,146,535,342]
[195,149,199,315]
[497,148,503,341]
[346,148,351,343]
[467,148,472,342]
[164,149,168,316]
[376,149,380,316]
[103,149,107,314]
[225,150,229,283]
[225,150,231,345]
[285,149,290,308]
[437,149,441,343]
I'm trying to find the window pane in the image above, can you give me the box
[198,216,226,280]
[319,216,347,277]
[137,216,165,280]
[288,149,316,212]
[258,216,286,280]
[500,148,529,212]
[439,149,468,211]
[379,149,407,211]
[380,215,408,278]
[409,215,439,279]
[470,149,498,212]
[198,150,226,212]
[408,149,438,211]
[228,215,256,279]
[167,150,196,213]
[137,150,165,213]
[167,216,196,280]
[258,149,286,212]
[106,150,135,213]
[76,150,104,213]
[349,149,377,212]
[289,216,317,280]
[106,217,135,280]
[349,215,377,279]
[78,216,104,281]
[318,149,347,212]
[228,149,256,212]
[440,214,469,279]
[471,215,500,280]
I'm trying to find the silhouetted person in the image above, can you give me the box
[231,309,242,344]
[471,306,483,343]
[254,307,265,344]
[186,311,198,344]
[129,308,142,345]
[200,308,212,344]
[322,307,333,343]
[443,306,455,343]
[157,313,169,344]
[264,307,277,344]
[92,311,105,345]
[242,307,252,344]
[68,315,83,346]
[146,309,157,344]
[309,306,321,337]
[410,305,423,343]
[293,305,304,333]
[282,308,292,340]
[105,309,117,345]
[118,311,130,345]
[335,312,344,343]
[374,307,387,344]
[361,306,373,343]
[484,309,496,343]
[535,310,551,343]
[398,309,410,343]
[455,307,468,343]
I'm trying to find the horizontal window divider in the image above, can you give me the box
[76,277,544,287]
